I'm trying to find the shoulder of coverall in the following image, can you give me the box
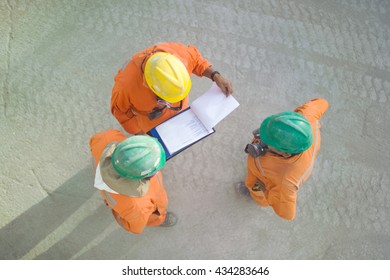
[132,42,211,77]
[130,42,189,70]
[89,129,126,150]
[90,129,127,167]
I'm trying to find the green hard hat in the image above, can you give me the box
[111,136,166,180]
[260,112,313,154]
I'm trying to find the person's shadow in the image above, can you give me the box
[0,166,113,259]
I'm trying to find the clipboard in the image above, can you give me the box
[148,107,215,160]
[147,83,239,160]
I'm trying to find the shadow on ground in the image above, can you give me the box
[0,167,110,259]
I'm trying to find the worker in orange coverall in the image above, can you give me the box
[111,42,234,134]
[237,98,329,220]
[90,129,177,234]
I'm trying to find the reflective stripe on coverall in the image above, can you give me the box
[89,129,168,234]
[111,42,212,134]
[245,98,329,221]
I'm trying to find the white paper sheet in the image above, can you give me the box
[191,83,240,131]
[94,163,119,194]
[155,109,212,154]
[153,83,239,156]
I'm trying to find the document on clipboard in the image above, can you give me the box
[149,83,239,159]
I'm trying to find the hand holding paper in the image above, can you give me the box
[191,83,240,131]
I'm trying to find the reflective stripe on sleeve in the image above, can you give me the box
[297,120,319,188]
[255,157,266,177]
[103,190,118,207]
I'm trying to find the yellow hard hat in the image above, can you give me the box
[144,52,191,103]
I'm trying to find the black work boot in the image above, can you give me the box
[160,212,178,227]
[235,182,251,199]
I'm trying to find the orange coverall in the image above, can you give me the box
[245,98,329,220]
[111,42,212,134]
[89,129,168,234]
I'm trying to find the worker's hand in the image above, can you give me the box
[214,74,234,96]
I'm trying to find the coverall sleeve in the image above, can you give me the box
[110,80,142,134]
[267,181,298,221]
[186,45,212,77]
[294,98,329,121]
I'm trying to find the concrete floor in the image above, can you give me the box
[0,0,389,260]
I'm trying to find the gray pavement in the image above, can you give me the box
[0,0,390,259]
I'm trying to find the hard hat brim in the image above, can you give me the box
[100,143,151,197]
[151,79,191,103]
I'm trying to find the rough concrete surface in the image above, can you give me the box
[0,0,389,260]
